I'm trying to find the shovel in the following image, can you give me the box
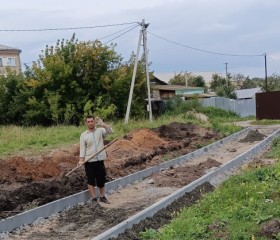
[60,138,118,179]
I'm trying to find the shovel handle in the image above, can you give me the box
[65,138,118,177]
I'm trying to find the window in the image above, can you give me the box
[7,58,16,66]
[0,58,3,67]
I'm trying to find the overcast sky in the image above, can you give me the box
[1,0,279,78]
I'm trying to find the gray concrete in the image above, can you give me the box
[0,127,250,233]
[93,128,280,240]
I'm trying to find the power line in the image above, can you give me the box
[99,24,139,40]
[103,24,139,44]
[22,24,140,66]
[148,31,264,57]
[3,24,139,46]
[0,22,140,32]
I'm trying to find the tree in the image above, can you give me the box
[241,78,258,89]
[168,72,189,85]
[187,75,206,88]
[210,73,236,99]
[109,53,148,118]
[0,70,26,124]
[266,74,280,91]
[23,34,123,125]
[210,73,227,90]
[0,35,151,125]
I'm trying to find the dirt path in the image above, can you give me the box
[2,126,278,240]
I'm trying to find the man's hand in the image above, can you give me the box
[95,116,112,133]
[95,117,104,126]
[78,158,85,166]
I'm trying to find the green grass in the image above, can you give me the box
[0,125,84,157]
[0,101,245,157]
[198,106,243,136]
[250,119,280,125]
[139,119,280,240]
[270,136,280,160]
[1,101,280,238]
[140,161,280,240]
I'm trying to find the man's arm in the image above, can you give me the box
[95,117,112,134]
[79,134,86,165]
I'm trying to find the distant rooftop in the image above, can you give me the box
[154,85,203,91]
[0,44,21,52]
[234,87,262,99]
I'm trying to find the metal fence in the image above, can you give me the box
[200,97,256,117]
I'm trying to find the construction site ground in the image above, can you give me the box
[0,121,279,239]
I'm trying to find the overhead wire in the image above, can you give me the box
[3,24,140,47]
[147,31,264,57]
[103,24,139,45]
[21,23,140,66]
[8,21,265,69]
[0,22,139,32]
[99,24,139,40]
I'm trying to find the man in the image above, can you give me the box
[79,115,112,204]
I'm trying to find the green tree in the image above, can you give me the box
[266,73,280,91]
[0,70,26,124]
[168,72,189,85]
[187,75,206,88]
[109,53,148,118]
[241,77,258,89]
[210,73,236,99]
[23,34,123,125]
[210,73,227,90]
[0,35,150,125]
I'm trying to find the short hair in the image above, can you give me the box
[86,115,95,120]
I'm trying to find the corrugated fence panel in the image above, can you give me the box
[201,97,256,117]
[234,99,256,117]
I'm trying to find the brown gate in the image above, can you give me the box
[256,91,280,120]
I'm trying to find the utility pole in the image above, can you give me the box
[224,62,229,88]
[124,22,142,124]
[125,19,153,123]
[264,53,268,92]
[142,21,152,122]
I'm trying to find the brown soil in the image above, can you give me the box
[114,182,214,240]
[1,123,279,240]
[0,122,221,219]
[258,218,280,239]
[239,129,266,143]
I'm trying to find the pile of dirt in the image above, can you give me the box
[0,122,221,219]
[258,218,280,239]
[239,129,266,143]
[153,122,216,141]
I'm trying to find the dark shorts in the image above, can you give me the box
[84,160,106,188]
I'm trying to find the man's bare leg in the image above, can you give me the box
[99,186,105,197]
[88,184,96,199]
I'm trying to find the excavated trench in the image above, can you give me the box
[0,122,221,219]
[1,123,279,240]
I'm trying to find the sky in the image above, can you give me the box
[1,0,280,79]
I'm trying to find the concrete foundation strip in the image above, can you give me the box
[93,127,280,240]
[0,127,272,233]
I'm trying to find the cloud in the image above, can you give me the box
[199,23,236,32]
[1,0,280,77]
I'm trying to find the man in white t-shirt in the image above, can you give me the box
[79,115,112,204]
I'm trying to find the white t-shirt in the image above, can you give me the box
[79,127,112,162]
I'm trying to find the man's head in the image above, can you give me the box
[86,115,95,130]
